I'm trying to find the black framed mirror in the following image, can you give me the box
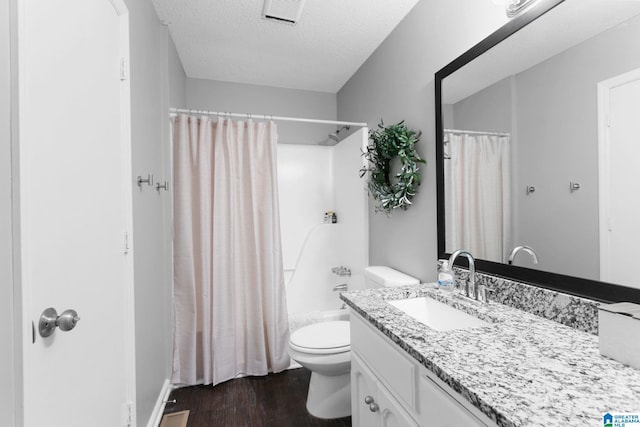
[435,0,640,303]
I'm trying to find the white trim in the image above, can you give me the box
[108,0,128,16]
[597,67,640,282]
[115,4,138,426]
[169,107,367,128]
[146,379,173,427]
[9,0,24,425]
[597,77,611,282]
[15,1,30,425]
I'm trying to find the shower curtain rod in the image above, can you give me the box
[169,108,368,128]
[445,128,510,137]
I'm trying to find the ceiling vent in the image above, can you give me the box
[262,0,306,25]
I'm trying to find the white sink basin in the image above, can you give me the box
[388,297,490,331]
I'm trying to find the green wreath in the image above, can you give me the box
[360,120,425,214]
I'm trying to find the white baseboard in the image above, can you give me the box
[146,379,172,427]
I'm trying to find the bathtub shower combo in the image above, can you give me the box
[288,267,351,332]
[276,129,369,328]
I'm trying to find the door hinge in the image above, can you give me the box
[124,232,130,255]
[122,402,134,426]
[120,58,129,81]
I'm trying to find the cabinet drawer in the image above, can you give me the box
[351,312,417,411]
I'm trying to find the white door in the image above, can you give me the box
[17,1,135,426]
[599,69,640,288]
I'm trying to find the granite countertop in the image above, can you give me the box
[340,284,640,427]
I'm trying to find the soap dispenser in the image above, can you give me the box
[437,261,454,291]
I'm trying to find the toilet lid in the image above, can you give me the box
[290,321,350,354]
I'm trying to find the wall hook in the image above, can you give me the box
[137,173,154,189]
[526,185,536,195]
[570,181,580,192]
[156,181,169,192]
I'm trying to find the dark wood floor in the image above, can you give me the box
[162,367,352,427]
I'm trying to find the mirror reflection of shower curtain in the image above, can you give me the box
[444,132,512,263]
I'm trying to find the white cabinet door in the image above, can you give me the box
[18,1,135,426]
[377,381,420,427]
[352,354,419,427]
[352,354,380,427]
[419,373,488,427]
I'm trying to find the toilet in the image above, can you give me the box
[288,266,419,419]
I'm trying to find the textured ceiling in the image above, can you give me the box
[151,0,420,93]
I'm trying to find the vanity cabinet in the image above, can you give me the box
[352,354,419,427]
[350,310,496,427]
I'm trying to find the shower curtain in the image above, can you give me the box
[444,132,512,263]
[172,114,290,386]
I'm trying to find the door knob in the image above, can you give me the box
[57,309,80,331]
[39,308,81,337]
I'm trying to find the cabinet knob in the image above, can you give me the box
[364,395,374,405]
[369,402,379,413]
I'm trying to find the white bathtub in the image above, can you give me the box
[288,307,350,333]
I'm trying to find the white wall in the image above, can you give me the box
[126,1,185,424]
[161,27,187,405]
[0,0,15,424]
[186,78,337,145]
[167,35,187,110]
[337,0,507,282]
[452,77,512,133]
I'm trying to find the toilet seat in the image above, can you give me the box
[289,320,350,355]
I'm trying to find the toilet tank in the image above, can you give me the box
[364,266,419,289]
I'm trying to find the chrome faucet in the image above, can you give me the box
[508,245,539,265]
[448,249,477,300]
[333,283,348,292]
